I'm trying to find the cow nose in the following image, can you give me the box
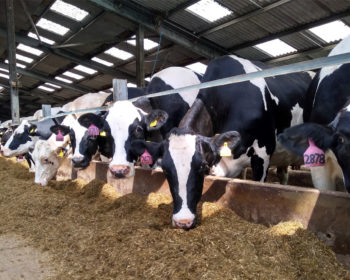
[109,165,130,178]
[72,157,85,166]
[172,218,196,230]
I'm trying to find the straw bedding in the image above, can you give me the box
[0,156,348,280]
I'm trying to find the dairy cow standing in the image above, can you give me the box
[131,55,312,229]
[278,35,350,192]
[61,67,202,177]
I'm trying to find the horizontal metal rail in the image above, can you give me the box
[38,52,350,121]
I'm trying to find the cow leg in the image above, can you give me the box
[277,166,289,185]
[250,154,269,182]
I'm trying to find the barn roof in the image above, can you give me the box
[0,0,349,120]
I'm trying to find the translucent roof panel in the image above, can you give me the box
[5,60,27,69]
[45,83,62,89]
[126,36,159,51]
[28,32,56,45]
[37,18,69,36]
[62,71,84,80]
[105,47,133,60]
[17,44,43,56]
[186,62,207,74]
[309,20,350,43]
[16,54,34,63]
[0,67,9,73]
[91,57,113,67]
[0,73,9,79]
[38,85,55,92]
[50,0,89,22]
[127,82,137,88]
[74,65,97,75]
[186,0,233,23]
[55,76,73,83]
[255,39,297,57]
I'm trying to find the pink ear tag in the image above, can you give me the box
[17,155,23,160]
[56,130,64,142]
[303,138,325,167]
[140,149,153,166]
[88,124,99,137]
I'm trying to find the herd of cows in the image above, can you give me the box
[0,35,350,229]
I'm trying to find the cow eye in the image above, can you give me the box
[337,135,345,144]
[136,126,143,133]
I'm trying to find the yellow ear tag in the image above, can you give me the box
[99,131,106,137]
[30,128,35,133]
[149,120,157,127]
[220,142,232,157]
[58,150,64,157]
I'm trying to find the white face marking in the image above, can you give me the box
[33,140,61,186]
[168,134,197,222]
[290,103,304,127]
[151,67,201,107]
[106,101,146,177]
[230,55,279,110]
[211,139,269,182]
[70,119,88,158]
[2,120,37,157]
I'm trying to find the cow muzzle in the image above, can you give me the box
[172,217,197,230]
[71,157,89,169]
[109,165,131,178]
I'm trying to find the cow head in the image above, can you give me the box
[1,120,37,157]
[32,140,68,186]
[78,100,168,178]
[278,110,350,192]
[131,129,241,229]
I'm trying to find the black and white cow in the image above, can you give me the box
[130,55,312,229]
[278,35,350,193]
[65,67,202,177]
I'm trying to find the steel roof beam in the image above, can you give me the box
[0,63,91,94]
[0,27,136,81]
[87,0,225,59]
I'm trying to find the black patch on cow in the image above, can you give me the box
[247,147,255,157]
[250,155,265,181]
[8,125,32,150]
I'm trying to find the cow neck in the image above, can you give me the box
[178,98,213,136]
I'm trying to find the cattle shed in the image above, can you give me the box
[0,0,350,121]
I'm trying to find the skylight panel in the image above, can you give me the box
[17,44,43,56]
[38,85,55,92]
[0,67,9,73]
[5,60,27,69]
[16,54,34,63]
[186,0,233,23]
[45,83,62,89]
[28,32,56,45]
[145,77,151,82]
[74,65,97,75]
[55,76,73,83]
[91,57,113,67]
[126,36,159,51]
[309,20,350,43]
[62,71,84,80]
[255,39,297,57]
[0,73,9,79]
[50,0,88,21]
[186,62,207,74]
[37,18,69,36]
[0,86,3,90]
[127,83,136,88]
[105,47,133,60]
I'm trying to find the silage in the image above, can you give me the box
[0,156,348,280]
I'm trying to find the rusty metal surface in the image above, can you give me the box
[57,161,350,254]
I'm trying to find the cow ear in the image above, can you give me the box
[197,137,219,167]
[278,123,334,156]
[55,146,68,158]
[129,139,164,164]
[78,113,105,129]
[145,110,168,131]
[50,125,70,135]
[213,131,241,157]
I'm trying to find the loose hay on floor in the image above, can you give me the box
[0,156,348,280]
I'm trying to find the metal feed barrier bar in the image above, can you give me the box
[38,52,350,121]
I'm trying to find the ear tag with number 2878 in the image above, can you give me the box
[303,138,325,167]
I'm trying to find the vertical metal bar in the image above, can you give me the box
[42,104,51,117]
[113,79,128,101]
[6,0,20,125]
[136,25,145,88]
